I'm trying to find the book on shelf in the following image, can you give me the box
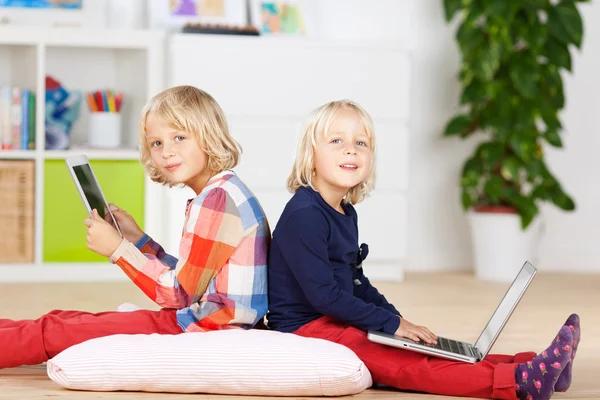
[0,86,36,151]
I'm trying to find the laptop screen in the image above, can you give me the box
[474,262,537,358]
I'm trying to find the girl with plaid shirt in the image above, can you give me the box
[0,86,269,369]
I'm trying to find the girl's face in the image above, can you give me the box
[145,113,212,194]
[313,108,372,199]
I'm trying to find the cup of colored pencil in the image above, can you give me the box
[86,90,123,113]
[87,90,123,148]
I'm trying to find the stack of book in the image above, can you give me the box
[0,86,36,151]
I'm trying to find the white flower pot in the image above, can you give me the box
[468,211,541,282]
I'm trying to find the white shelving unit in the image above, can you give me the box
[0,27,166,282]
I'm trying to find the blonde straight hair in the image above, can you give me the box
[287,100,376,205]
[139,85,242,186]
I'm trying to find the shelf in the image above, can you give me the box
[0,150,37,159]
[44,149,140,160]
[0,26,165,49]
[0,28,164,282]
[0,150,140,160]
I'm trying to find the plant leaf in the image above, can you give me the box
[544,130,563,147]
[475,42,502,82]
[457,23,485,58]
[539,65,565,109]
[444,115,473,136]
[556,1,584,48]
[548,1,584,48]
[539,101,563,130]
[512,195,538,229]
[500,157,521,181]
[545,38,572,72]
[444,0,463,22]
[484,175,505,203]
[461,157,483,188]
[477,142,505,168]
[488,0,520,22]
[461,79,487,104]
[462,189,476,210]
[521,15,547,51]
[510,134,539,162]
[551,186,576,210]
[510,58,539,98]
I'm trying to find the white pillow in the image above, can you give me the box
[47,329,372,396]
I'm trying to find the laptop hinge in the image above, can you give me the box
[474,347,484,360]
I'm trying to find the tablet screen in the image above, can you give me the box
[73,164,109,219]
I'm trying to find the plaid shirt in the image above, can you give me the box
[110,171,269,332]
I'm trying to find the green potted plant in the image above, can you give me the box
[442,0,586,280]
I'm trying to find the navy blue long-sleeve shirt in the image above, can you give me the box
[266,186,401,334]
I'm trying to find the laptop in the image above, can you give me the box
[367,261,537,363]
[65,155,123,237]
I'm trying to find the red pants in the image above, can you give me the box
[0,309,181,369]
[294,317,536,399]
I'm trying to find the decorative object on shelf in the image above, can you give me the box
[45,75,82,151]
[442,1,586,281]
[248,0,305,35]
[86,89,123,149]
[182,22,259,35]
[147,0,248,32]
[0,0,106,28]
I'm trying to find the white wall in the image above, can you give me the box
[408,0,473,271]
[538,1,600,272]
[313,0,600,273]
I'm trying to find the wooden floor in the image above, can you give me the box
[0,272,598,399]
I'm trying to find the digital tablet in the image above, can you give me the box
[65,155,123,237]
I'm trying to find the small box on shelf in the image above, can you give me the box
[0,159,35,263]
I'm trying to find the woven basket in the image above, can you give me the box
[0,160,35,263]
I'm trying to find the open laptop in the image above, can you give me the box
[65,155,123,237]
[367,261,537,363]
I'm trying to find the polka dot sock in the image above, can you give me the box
[515,325,573,400]
[555,314,580,392]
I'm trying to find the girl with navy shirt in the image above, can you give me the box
[266,100,581,400]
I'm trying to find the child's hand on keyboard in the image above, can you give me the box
[394,317,438,345]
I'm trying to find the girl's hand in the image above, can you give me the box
[107,203,145,244]
[394,317,437,345]
[84,209,123,257]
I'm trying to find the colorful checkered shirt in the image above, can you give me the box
[110,171,269,332]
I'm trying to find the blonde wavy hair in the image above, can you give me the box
[287,100,376,205]
[139,85,242,186]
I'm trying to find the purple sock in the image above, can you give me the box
[555,314,580,392]
[515,325,573,400]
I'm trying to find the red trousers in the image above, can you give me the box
[0,309,181,369]
[294,317,536,399]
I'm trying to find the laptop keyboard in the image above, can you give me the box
[421,337,469,356]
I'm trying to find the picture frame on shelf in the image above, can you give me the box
[0,0,106,28]
[248,0,313,36]
[147,0,249,32]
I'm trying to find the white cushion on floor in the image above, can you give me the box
[47,329,372,396]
